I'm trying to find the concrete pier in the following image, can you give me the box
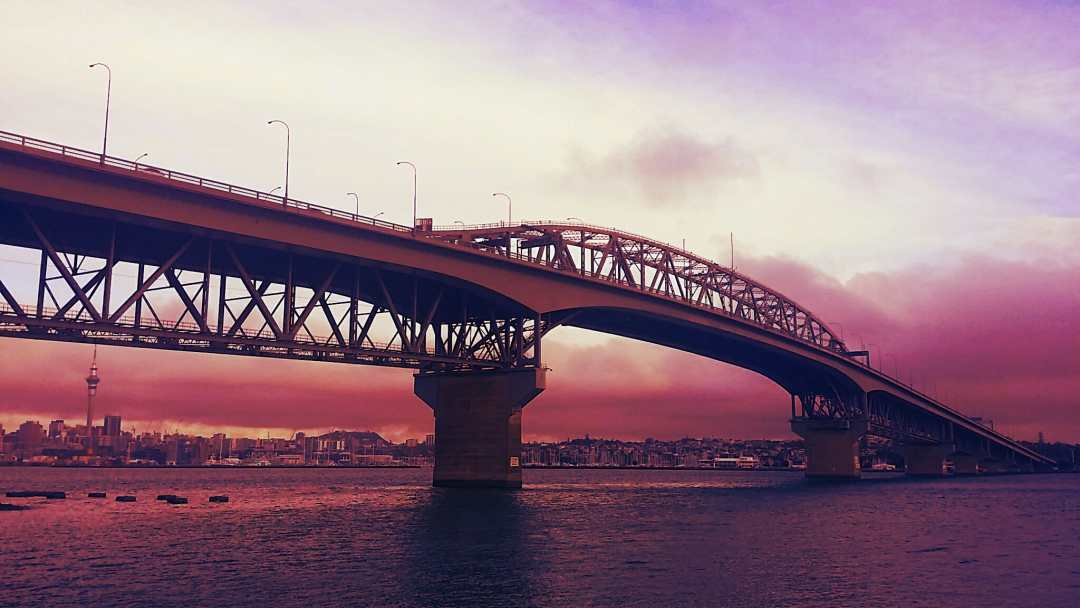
[952,452,979,475]
[903,444,952,477]
[415,368,546,489]
[790,419,866,480]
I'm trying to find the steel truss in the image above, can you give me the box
[792,390,945,445]
[433,222,847,354]
[0,211,545,371]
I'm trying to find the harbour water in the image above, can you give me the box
[1,468,1078,607]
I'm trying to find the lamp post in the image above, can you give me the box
[134,153,148,170]
[347,192,359,216]
[567,217,583,223]
[373,211,385,219]
[396,161,417,231]
[492,192,511,226]
[453,220,465,228]
[267,120,290,206]
[269,186,282,195]
[89,62,111,162]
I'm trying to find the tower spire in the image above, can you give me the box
[85,346,101,455]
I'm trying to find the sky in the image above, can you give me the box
[1,0,1078,442]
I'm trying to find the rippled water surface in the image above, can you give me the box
[1,468,1078,607]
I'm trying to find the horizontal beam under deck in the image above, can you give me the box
[0,307,477,369]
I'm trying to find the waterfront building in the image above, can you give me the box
[103,415,121,437]
[212,433,229,460]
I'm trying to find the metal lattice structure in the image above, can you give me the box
[0,210,543,372]
[430,222,848,355]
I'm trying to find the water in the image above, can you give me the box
[1,468,1077,607]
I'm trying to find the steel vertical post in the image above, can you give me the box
[217,272,226,335]
[102,223,115,318]
[134,263,144,328]
[35,250,47,317]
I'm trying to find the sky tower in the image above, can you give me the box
[85,346,100,454]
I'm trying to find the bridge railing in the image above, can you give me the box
[0,130,414,235]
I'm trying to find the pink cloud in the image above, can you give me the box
[562,128,759,206]
[2,255,1078,443]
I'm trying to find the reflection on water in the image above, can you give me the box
[400,489,537,605]
[1,468,1078,607]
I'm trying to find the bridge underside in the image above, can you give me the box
[559,308,1050,478]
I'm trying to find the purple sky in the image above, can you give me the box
[1,1,1077,441]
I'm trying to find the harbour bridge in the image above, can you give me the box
[0,130,1053,487]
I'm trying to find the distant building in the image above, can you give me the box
[424,434,435,447]
[103,415,122,437]
[273,453,304,466]
[212,433,228,459]
[405,438,418,448]
[16,421,46,455]
[48,419,65,439]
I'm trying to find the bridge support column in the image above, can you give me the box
[952,453,979,475]
[791,419,866,480]
[903,444,951,477]
[414,368,545,489]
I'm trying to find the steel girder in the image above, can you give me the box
[432,223,847,355]
[0,209,545,371]
[792,390,954,446]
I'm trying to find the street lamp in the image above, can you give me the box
[347,192,359,216]
[134,153,148,170]
[267,120,290,206]
[492,192,511,226]
[567,217,583,223]
[396,161,417,231]
[373,211,385,219]
[453,220,465,228]
[269,186,282,195]
[88,62,111,162]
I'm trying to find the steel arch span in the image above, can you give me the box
[430,221,847,355]
[0,129,1053,481]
